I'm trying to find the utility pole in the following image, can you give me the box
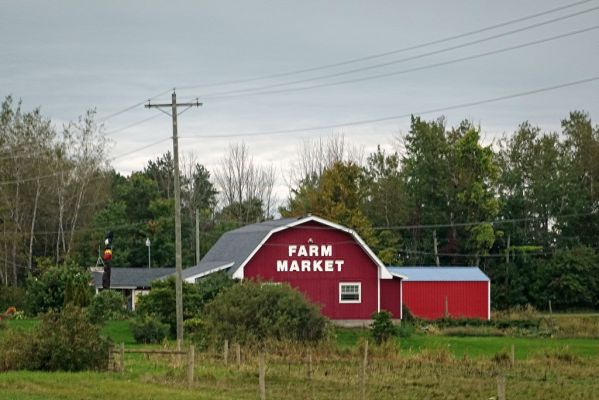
[146,91,201,350]
[195,209,200,265]
[433,229,440,267]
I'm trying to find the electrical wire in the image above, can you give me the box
[251,211,597,232]
[103,114,163,136]
[97,88,172,122]
[178,0,595,90]
[201,24,599,100]
[3,75,599,185]
[198,6,599,99]
[0,136,171,186]
[181,75,599,140]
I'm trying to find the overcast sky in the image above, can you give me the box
[1,0,598,199]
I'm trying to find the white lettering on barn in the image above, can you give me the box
[276,244,344,273]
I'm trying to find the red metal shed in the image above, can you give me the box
[388,267,490,320]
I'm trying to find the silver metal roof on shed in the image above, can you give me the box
[387,266,490,282]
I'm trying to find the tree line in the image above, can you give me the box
[1,94,597,310]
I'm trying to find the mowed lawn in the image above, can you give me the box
[335,325,599,359]
[2,319,599,399]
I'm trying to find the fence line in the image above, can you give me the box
[108,343,195,386]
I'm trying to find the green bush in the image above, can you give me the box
[371,311,397,344]
[184,317,207,349]
[136,272,236,335]
[130,315,169,344]
[397,322,415,338]
[203,281,329,344]
[401,305,417,322]
[0,305,111,371]
[435,317,488,328]
[87,290,126,324]
[0,328,34,370]
[26,262,92,315]
[0,286,27,313]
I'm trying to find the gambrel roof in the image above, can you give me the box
[182,216,396,281]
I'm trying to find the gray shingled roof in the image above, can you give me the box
[387,266,490,282]
[182,217,301,278]
[92,267,175,289]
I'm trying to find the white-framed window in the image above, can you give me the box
[339,282,361,303]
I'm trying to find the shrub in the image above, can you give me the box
[0,286,26,313]
[441,326,504,337]
[203,281,329,344]
[0,328,35,370]
[492,351,511,366]
[0,305,111,371]
[397,322,415,338]
[540,347,580,364]
[401,305,417,322]
[130,314,169,344]
[33,305,111,371]
[136,272,236,336]
[184,317,207,349]
[26,262,93,315]
[87,290,126,324]
[371,311,397,344]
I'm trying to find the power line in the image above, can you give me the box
[181,75,599,140]
[109,137,172,161]
[372,212,597,231]
[198,6,599,99]
[4,76,598,185]
[97,88,172,122]
[0,136,171,186]
[202,24,599,101]
[103,114,163,136]
[0,113,164,161]
[253,211,596,232]
[178,0,595,90]
[398,249,550,258]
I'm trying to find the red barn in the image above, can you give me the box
[389,267,490,320]
[182,216,490,322]
[183,216,403,322]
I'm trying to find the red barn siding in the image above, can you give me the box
[380,278,402,318]
[243,221,381,320]
[402,281,489,320]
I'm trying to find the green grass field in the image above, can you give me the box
[2,319,599,399]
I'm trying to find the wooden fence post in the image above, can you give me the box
[119,342,125,373]
[108,345,115,371]
[259,352,266,400]
[497,375,506,400]
[306,350,312,381]
[187,345,195,388]
[361,340,368,400]
[236,343,241,366]
[510,344,515,367]
[444,296,449,318]
[548,300,553,315]
[224,339,229,365]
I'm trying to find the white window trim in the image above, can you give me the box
[339,282,361,304]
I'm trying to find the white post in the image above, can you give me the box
[145,238,151,269]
